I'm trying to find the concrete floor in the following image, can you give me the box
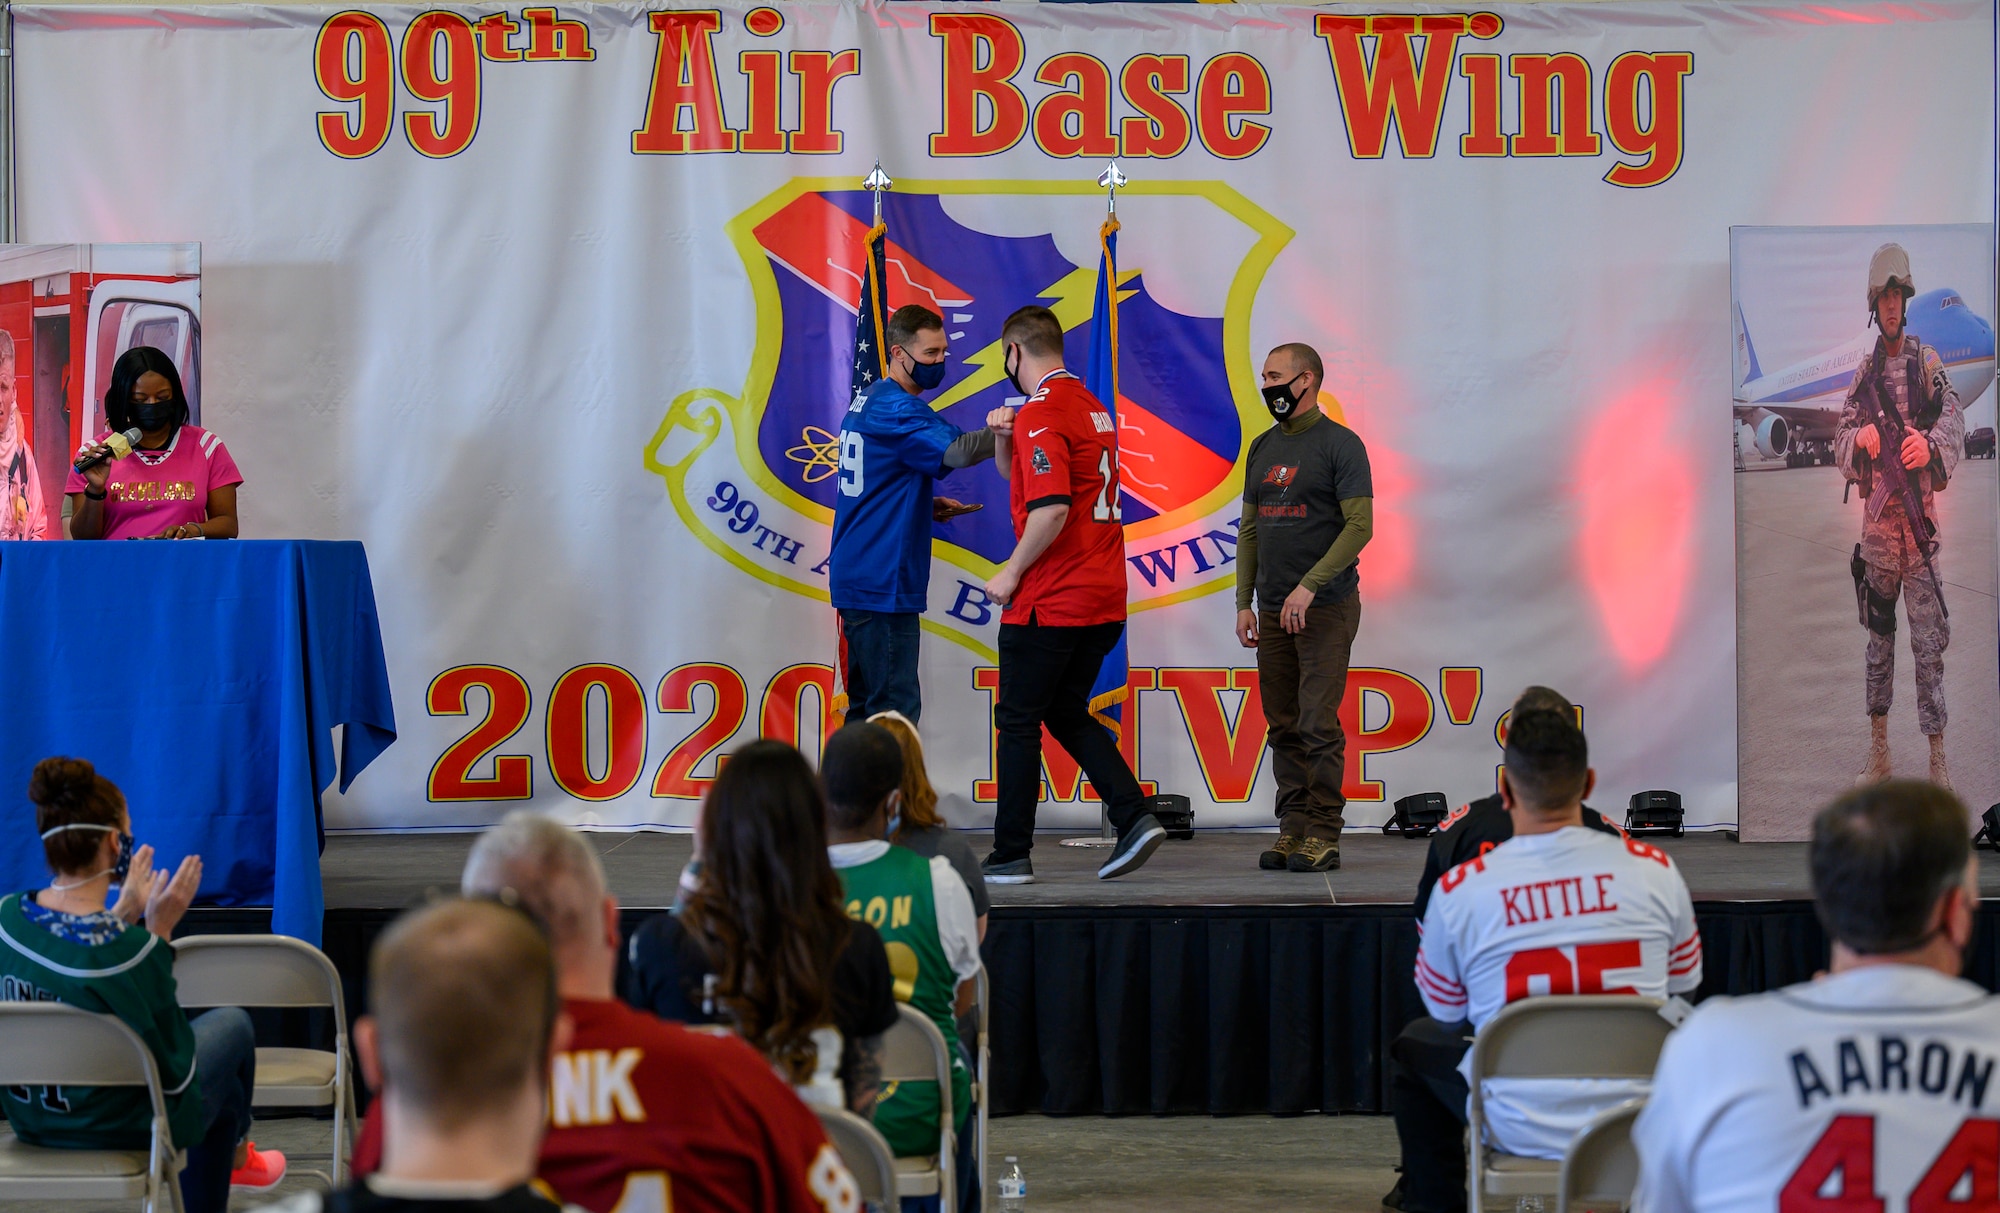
[28,1110,1403,1213]
[1735,458,2000,840]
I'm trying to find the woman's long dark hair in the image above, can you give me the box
[104,347,189,436]
[679,740,850,1084]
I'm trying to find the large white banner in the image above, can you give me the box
[16,0,1993,832]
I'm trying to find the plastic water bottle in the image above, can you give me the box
[998,1156,1026,1213]
[1515,1197,1544,1213]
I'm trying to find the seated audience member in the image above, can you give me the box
[820,723,981,1213]
[869,710,990,939]
[263,899,583,1213]
[1635,781,1999,1213]
[625,741,899,1114]
[0,331,50,539]
[69,346,241,540]
[352,813,861,1213]
[1391,710,1701,1213]
[1414,686,1624,919]
[0,757,282,1213]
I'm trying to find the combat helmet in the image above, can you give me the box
[1867,243,1916,313]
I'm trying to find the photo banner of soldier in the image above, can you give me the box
[13,0,1992,833]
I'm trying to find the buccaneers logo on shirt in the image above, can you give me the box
[1031,446,1052,476]
[1263,464,1298,488]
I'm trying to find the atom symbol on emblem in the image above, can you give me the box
[786,426,841,482]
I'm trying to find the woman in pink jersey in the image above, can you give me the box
[68,347,240,541]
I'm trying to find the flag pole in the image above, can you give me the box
[1061,159,1134,850]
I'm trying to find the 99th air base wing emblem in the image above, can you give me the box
[643,178,1291,660]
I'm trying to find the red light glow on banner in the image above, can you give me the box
[1576,380,1695,672]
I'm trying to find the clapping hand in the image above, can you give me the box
[108,844,157,925]
[144,854,203,939]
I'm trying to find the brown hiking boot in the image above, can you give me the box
[1259,834,1303,870]
[1930,732,1952,791]
[1288,838,1341,872]
[1857,715,1891,786]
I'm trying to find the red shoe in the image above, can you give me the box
[230,1142,287,1191]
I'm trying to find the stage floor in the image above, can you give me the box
[320,828,2000,910]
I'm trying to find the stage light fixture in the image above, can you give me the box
[1626,790,1685,837]
[1383,792,1449,838]
[1151,793,1195,841]
[1974,804,2000,850]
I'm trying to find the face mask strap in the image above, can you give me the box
[39,822,115,840]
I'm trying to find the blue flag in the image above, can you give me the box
[1084,218,1129,738]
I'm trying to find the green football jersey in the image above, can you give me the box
[0,893,204,1148]
[836,846,971,1159]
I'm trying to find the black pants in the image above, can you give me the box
[990,619,1147,862]
[1389,1016,1473,1213]
[839,609,923,723]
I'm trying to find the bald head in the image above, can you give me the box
[368,898,558,1129]
[462,811,609,955]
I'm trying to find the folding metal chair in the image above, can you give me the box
[0,1002,186,1213]
[971,968,989,1204]
[1466,997,1671,1213]
[880,1005,956,1213]
[816,1106,899,1213]
[1557,1098,1646,1213]
[172,934,355,1186]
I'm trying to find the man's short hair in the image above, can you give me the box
[368,898,558,1129]
[1269,342,1323,382]
[0,329,17,364]
[885,305,943,357]
[1001,306,1065,359]
[1502,709,1589,812]
[820,722,905,831]
[1512,685,1573,717]
[462,810,607,954]
[1811,780,1972,955]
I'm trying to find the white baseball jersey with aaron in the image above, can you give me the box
[1634,965,2000,1213]
[1416,826,1702,1158]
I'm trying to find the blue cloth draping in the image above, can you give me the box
[0,540,395,943]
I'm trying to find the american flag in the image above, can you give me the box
[833,219,891,723]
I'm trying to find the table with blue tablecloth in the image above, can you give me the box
[0,540,395,943]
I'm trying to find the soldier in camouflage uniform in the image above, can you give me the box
[1834,244,1964,789]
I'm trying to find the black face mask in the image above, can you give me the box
[1004,345,1026,396]
[1261,374,1305,420]
[131,399,177,432]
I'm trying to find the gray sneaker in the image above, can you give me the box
[1097,814,1167,879]
[982,855,1035,884]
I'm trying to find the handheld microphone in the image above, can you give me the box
[73,428,143,473]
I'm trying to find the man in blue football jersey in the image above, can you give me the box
[830,304,997,722]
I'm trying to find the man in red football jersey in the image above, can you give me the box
[979,304,1165,884]
[352,812,859,1213]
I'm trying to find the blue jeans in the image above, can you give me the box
[179,1008,256,1213]
[840,610,923,723]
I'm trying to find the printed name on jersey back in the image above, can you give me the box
[1500,873,1619,926]
[1789,1034,1999,1112]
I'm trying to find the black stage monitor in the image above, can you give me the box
[1627,790,1685,837]
[1384,792,1449,838]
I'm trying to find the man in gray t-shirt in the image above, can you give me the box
[1234,342,1373,873]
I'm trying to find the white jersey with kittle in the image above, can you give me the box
[1634,965,2000,1213]
[1416,826,1702,1159]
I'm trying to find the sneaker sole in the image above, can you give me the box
[1287,853,1341,872]
[1098,824,1167,879]
[983,873,1036,884]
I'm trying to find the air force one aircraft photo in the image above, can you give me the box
[1734,288,1996,468]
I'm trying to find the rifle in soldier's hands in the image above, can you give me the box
[1855,360,1949,618]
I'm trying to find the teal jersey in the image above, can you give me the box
[836,847,971,1158]
[0,892,204,1148]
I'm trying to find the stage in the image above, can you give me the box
[185,830,2000,1118]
